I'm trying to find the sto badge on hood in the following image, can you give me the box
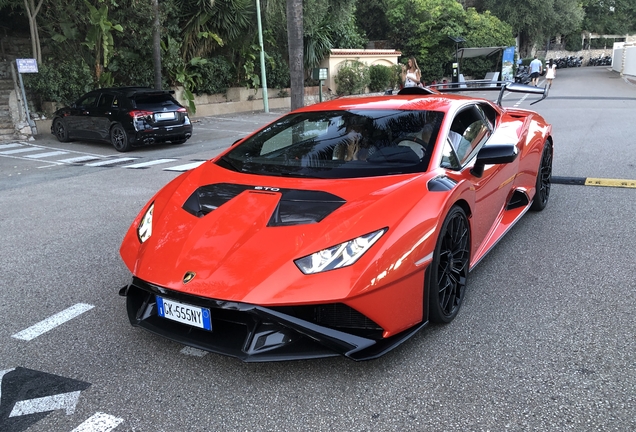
[183,271,196,284]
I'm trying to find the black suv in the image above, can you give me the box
[51,87,193,152]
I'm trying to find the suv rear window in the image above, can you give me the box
[132,93,178,108]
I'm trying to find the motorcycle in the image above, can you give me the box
[515,65,531,84]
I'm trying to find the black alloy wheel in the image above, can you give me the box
[53,118,70,142]
[428,206,471,324]
[110,123,131,152]
[530,140,553,211]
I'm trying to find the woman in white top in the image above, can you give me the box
[401,56,421,88]
[545,59,557,89]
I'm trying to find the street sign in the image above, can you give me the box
[16,58,38,74]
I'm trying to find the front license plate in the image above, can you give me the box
[156,296,212,330]
[155,112,176,121]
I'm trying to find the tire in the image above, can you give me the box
[53,118,70,142]
[530,140,553,211]
[428,206,471,324]
[110,124,131,152]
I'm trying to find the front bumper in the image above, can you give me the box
[120,277,425,362]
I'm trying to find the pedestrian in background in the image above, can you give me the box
[401,56,421,88]
[529,55,543,86]
[545,59,557,89]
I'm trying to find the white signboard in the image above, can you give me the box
[16,58,38,73]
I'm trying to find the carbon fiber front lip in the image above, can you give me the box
[120,277,426,362]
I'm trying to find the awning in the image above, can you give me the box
[456,47,507,59]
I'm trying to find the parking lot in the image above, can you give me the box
[1,66,635,431]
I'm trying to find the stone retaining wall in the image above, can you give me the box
[537,48,614,65]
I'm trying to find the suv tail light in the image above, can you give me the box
[129,110,154,121]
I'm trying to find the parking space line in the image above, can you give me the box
[11,303,95,341]
[25,151,70,159]
[164,161,205,172]
[123,158,178,169]
[71,412,124,432]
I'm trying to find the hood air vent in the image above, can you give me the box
[182,183,346,226]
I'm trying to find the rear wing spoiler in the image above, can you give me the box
[397,82,548,106]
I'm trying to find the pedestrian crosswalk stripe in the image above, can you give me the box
[164,161,205,172]
[0,143,24,150]
[123,158,178,169]
[85,157,138,167]
[0,146,42,155]
[58,155,103,163]
[25,151,69,159]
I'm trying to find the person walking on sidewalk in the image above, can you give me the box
[529,55,543,86]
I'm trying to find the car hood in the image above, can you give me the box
[121,162,441,305]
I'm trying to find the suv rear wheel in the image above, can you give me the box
[111,124,131,152]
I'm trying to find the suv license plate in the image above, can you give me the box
[156,296,212,330]
[155,112,176,121]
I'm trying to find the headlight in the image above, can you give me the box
[137,202,154,243]
[294,228,386,274]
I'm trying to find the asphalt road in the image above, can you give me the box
[1,66,635,432]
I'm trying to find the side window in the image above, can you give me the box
[98,94,115,108]
[440,138,461,170]
[77,94,98,108]
[449,106,492,166]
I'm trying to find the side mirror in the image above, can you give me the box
[471,144,518,178]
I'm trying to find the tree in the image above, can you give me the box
[0,0,45,63]
[475,0,583,56]
[356,0,391,41]
[287,0,303,110]
[152,0,161,89]
[82,0,123,82]
[582,0,636,35]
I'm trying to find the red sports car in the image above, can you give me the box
[119,83,552,362]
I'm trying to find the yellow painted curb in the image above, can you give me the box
[585,178,636,188]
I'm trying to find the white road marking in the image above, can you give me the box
[180,346,209,357]
[85,158,138,167]
[0,146,42,155]
[12,303,95,341]
[58,155,103,163]
[164,161,205,172]
[123,158,178,169]
[71,412,124,432]
[0,143,24,149]
[9,390,81,417]
[514,94,530,107]
[25,150,69,159]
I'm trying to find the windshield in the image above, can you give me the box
[217,109,444,179]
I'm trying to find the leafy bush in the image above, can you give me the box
[369,64,393,92]
[23,59,94,107]
[107,49,155,88]
[255,51,290,90]
[334,60,370,95]
[196,56,234,95]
